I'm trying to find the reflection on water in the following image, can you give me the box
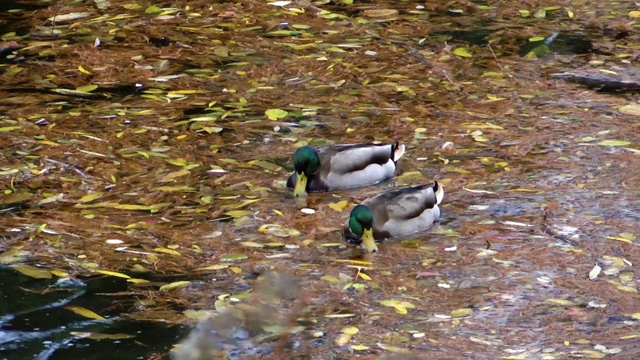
[0,268,187,359]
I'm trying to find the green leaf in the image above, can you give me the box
[145,5,162,13]
[76,84,98,92]
[453,47,472,58]
[0,126,22,132]
[265,108,288,120]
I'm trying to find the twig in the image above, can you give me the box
[44,158,91,178]
[487,43,503,71]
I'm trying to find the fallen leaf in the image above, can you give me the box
[65,306,107,321]
[159,281,191,292]
[11,264,52,279]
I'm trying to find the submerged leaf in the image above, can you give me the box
[159,281,191,292]
[378,300,416,314]
[11,264,52,279]
[65,306,107,321]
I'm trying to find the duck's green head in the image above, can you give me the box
[292,146,320,197]
[347,205,378,252]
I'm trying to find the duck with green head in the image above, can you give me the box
[286,142,405,197]
[343,182,444,252]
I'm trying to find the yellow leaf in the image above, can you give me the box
[486,95,506,102]
[78,65,92,75]
[324,313,355,318]
[76,84,98,92]
[241,241,265,248]
[258,224,300,237]
[321,275,342,284]
[619,233,636,241]
[351,345,369,351]
[597,140,631,147]
[335,333,352,346]
[342,326,359,335]
[378,299,415,314]
[79,192,103,203]
[333,259,373,266]
[0,126,22,132]
[153,247,182,256]
[196,264,229,271]
[96,270,131,279]
[328,200,348,212]
[229,199,262,209]
[11,264,52,279]
[248,160,282,171]
[606,236,633,243]
[65,306,106,321]
[630,10,640,18]
[617,285,637,293]
[224,210,253,217]
[451,308,473,318]
[619,104,640,116]
[159,281,191,292]
[465,122,504,130]
[453,47,472,58]
[168,89,200,95]
[546,298,576,306]
[50,269,69,277]
[126,278,150,284]
[358,272,372,281]
[165,158,188,166]
[161,169,191,181]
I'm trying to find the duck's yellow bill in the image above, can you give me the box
[361,228,378,253]
[293,172,308,197]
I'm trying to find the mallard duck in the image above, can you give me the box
[343,182,444,252]
[286,142,405,197]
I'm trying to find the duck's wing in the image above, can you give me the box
[366,182,443,234]
[318,142,404,176]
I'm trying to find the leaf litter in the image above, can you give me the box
[1,0,640,358]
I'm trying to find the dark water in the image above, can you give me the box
[0,268,188,359]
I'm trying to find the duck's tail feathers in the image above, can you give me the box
[392,142,405,163]
[433,181,444,205]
